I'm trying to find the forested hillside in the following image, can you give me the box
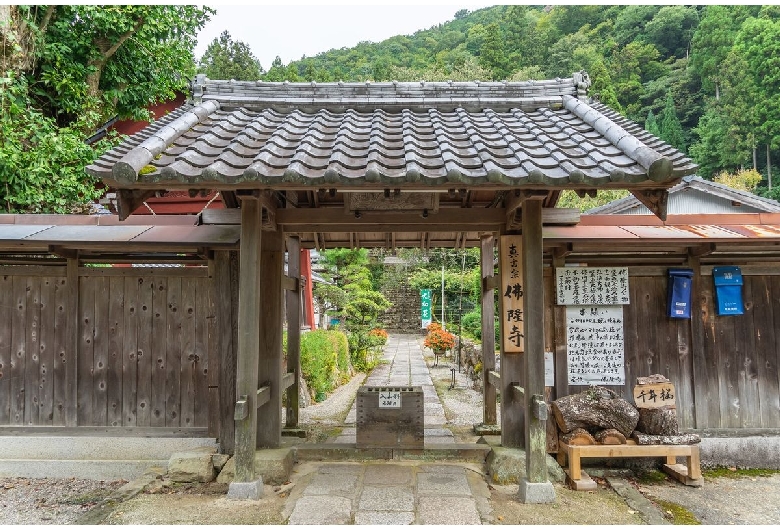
[247,5,780,197]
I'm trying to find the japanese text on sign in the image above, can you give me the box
[566,305,625,385]
[633,383,676,409]
[499,235,524,353]
[378,390,401,409]
[420,289,432,329]
[556,267,630,306]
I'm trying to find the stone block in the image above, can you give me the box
[216,448,294,485]
[486,446,564,485]
[168,449,216,483]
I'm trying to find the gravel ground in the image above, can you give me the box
[637,473,780,525]
[0,477,126,525]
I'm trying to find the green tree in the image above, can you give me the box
[642,6,699,60]
[645,110,660,137]
[198,30,263,80]
[0,5,211,213]
[657,92,686,151]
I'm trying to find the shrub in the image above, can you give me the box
[300,329,350,401]
[368,328,388,346]
[424,325,456,351]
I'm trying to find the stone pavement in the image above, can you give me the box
[286,462,491,525]
[287,334,492,524]
[336,334,455,445]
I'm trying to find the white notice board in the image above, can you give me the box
[556,267,630,306]
[566,305,625,385]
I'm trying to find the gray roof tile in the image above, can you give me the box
[88,76,697,189]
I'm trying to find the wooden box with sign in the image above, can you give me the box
[356,386,424,449]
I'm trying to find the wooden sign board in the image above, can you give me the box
[499,235,524,353]
[633,383,676,409]
[556,267,630,306]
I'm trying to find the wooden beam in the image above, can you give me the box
[276,208,504,227]
[116,189,156,221]
[201,209,241,225]
[481,234,497,426]
[221,191,240,209]
[256,385,270,408]
[630,189,669,221]
[488,370,501,388]
[689,243,716,258]
[285,235,301,429]
[212,251,238,453]
[522,197,548,483]
[282,275,299,292]
[234,197,262,482]
[257,229,284,448]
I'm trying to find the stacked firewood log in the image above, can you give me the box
[551,375,701,446]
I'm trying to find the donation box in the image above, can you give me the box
[356,386,424,449]
[713,266,744,316]
[667,268,694,319]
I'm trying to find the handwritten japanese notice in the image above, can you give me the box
[566,305,625,385]
[378,389,401,409]
[499,235,524,353]
[556,267,630,306]
[633,383,676,409]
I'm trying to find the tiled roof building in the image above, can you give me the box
[87,72,697,222]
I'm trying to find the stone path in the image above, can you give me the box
[336,334,454,444]
[286,334,491,524]
[287,462,490,525]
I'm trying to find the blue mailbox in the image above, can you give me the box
[667,268,694,319]
[713,266,744,316]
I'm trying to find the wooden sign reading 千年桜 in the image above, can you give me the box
[633,382,676,409]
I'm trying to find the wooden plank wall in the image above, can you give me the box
[0,266,211,428]
[551,265,780,431]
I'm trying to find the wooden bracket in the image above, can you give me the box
[117,189,156,221]
[282,275,300,292]
[688,243,716,258]
[511,383,525,398]
[630,188,669,221]
[282,372,295,390]
[482,275,499,292]
[49,245,78,259]
[531,394,548,420]
[256,385,270,408]
[234,395,249,421]
[488,370,501,388]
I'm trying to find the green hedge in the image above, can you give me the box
[300,329,350,401]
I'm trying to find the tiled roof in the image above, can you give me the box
[87,75,697,190]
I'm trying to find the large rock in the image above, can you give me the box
[216,448,294,486]
[486,446,565,485]
[167,447,216,483]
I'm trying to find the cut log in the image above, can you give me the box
[551,386,639,438]
[560,428,595,445]
[637,407,678,436]
[636,374,670,385]
[594,428,626,445]
[632,432,701,445]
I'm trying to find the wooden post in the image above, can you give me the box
[234,198,262,482]
[65,256,79,427]
[552,255,568,399]
[210,251,238,453]
[481,234,497,425]
[257,229,284,448]
[522,198,548,483]
[499,233,525,448]
[285,235,301,429]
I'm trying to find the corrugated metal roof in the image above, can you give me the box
[87,75,697,192]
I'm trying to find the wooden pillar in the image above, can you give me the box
[499,233,525,448]
[552,254,569,400]
[65,256,79,426]
[234,198,262,482]
[210,250,238,453]
[480,234,497,425]
[257,229,284,448]
[285,235,301,429]
[522,198,548,483]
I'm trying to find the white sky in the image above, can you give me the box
[195,2,496,70]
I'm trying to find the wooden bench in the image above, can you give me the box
[557,440,702,491]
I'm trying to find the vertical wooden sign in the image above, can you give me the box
[500,235,524,353]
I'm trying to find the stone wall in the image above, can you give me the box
[379,282,423,333]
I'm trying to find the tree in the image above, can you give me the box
[642,6,699,60]
[0,5,212,213]
[198,31,263,80]
[657,93,686,151]
[645,110,660,137]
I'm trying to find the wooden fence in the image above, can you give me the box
[0,266,212,429]
[549,264,780,431]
